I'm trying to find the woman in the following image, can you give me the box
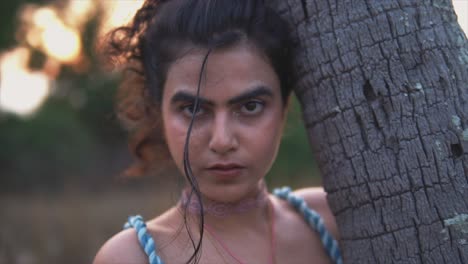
[94,0,342,263]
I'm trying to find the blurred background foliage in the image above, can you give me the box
[0,0,466,263]
[0,0,319,263]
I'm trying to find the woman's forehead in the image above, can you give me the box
[163,44,281,99]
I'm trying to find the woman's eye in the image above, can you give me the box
[240,101,264,115]
[181,104,205,117]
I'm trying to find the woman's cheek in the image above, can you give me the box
[246,122,276,152]
[164,118,188,166]
[166,117,208,169]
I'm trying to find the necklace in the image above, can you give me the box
[203,200,276,264]
[179,183,269,217]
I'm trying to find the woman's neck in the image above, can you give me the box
[179,181,271,228]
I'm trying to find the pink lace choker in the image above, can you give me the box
[179,184,270,218]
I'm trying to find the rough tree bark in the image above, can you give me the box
[270,0,468,263]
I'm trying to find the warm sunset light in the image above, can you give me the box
[32,7,82,63]
[64,0,95,28]
[99,0,145,36]
[0,0,145,117]
[41,24,81,63]
[0,48,50,116]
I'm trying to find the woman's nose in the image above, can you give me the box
[208,113,238,154]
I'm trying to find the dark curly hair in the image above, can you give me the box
[104,0,292,263]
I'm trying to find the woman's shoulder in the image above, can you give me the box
[93,228,148,264]
[294,187,340,240]
[278,186,340,241]
[292,187,331,213]
[93,208,184,264]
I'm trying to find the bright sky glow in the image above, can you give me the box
[99,0,145,36]
[0,48,50,116]
[453,0,468,34]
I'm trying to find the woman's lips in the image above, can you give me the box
[206,164,244,179]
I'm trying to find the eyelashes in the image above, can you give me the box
[180,103,205,117]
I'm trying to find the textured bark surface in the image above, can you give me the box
[270,0,468,263]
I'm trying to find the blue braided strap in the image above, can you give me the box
[273,187,343,264]
[124,215,164,264]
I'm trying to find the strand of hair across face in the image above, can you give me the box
[203,200,276,264]
[182,48,213,264]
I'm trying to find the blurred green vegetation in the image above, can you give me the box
[0,75,125,193]
[0,0,320,195]
[269,97,321,187]
[0,0,35,49]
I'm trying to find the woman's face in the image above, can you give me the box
[161,44,287,202]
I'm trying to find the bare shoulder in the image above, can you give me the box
[93,228,147,264]
[93,208,187,264]
[293,187,329,211]
[293,187,340,240]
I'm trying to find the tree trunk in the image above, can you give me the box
[270,0,468,263]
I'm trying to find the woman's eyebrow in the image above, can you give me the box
[170,92,213,106]
[170,86,273,106]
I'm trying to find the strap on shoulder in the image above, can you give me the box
[273,187,343,264]
[124,215,164,264]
